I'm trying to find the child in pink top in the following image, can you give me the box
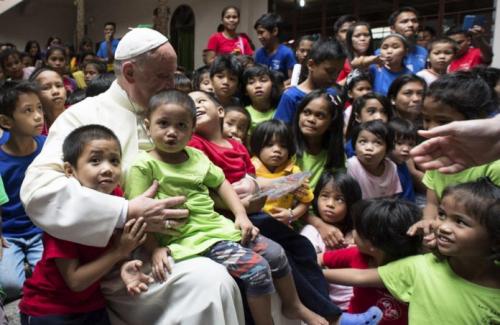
[347,120,401,199]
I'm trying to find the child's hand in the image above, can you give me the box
[235,216,258,245]
[120,260,154,296]
[317,223,345,249]
[0,236,9,260]
[407,219,437,250]
[151,247,173,283]
[270,207,292,225]
[113,217,147,259]
[293,182,310,198]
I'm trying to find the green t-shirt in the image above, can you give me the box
[125,148,241,261]
[0,175,8,206]
[296,150,327,191]
[378,254,500,325]
[422,160,500,198]
[245,105,275,135]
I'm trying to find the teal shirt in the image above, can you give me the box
[125,148,241,261]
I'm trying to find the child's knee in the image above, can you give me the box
[262,241,290,278]
[241,258,274,296]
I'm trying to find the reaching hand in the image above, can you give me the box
[128,180,189,234]
[270,207,291,225]
[112,217,147,259]
[407,219,438,250]
[121,260,154,296]
[317,223,345,249]
[151,247,173,283]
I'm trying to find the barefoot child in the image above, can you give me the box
[125,90,328,325]
[19,125,146,324]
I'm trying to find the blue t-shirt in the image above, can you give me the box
[375,45,427,73]
[255,44,296,77]
[370,65,412,96]
[0,135,46,238]
[274,86,337,125]
[0,131,9,145]
[96,38,120,59]
[344,138,355,158]
[396,162,415,202]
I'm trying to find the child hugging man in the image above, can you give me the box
[0,82,45,301]
[19,125,146,324]
[254,13,297,80]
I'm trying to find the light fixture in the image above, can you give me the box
[299,0,305,7]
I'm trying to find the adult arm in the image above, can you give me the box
[411,115,500,173]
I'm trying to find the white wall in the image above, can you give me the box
[492,0,500,67]
[0,0,267,68]
[0,0,75,51]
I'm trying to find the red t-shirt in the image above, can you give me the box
[337,58,352,83]
[323,247,408,325]
[206,32,254,56]
[188,134,255,183]
[19,187,122,316]
[19,234,109,316]
[448,48,484,72]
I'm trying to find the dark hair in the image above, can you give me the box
[420,26,436,37]
[0,49,22,75]
[442,178,500,260]
[192,66,211,91]
[210,54,242,79]
[235,55,255,69]
[77,51,96,66]
[254,13,283,35]
[29,66,63,83]
[427,37,458,53]
[388,117,417,143]
[83,60,106,75]
[312,171,362,233]
[85,73,116,97]
[343,70,373,101]
[250,119,295,158]
[67,89,87,106]
[352,119,394,153]
[292,89,344,170]
[45,45,67,61]
[333,15,357,36]
[345,93,392,140]
[353,198,422,262]
[242,64,280,107]
[24,40,41,60]
[45,36,62,49]
[345,22,374,60]
[427,71,496,120]
[221,6,239,19]
[296,34,318,48]
[471,65,500,104]
[174,73,192,93]
[388,7,419,26]
[445,28,468,38]
[148,90,197,126]
[0,81,40,119]
[104,22,116,29]
[63,124,121,166]
[78,37,94,52]
[300,39,346,83]
[387,74,426,105]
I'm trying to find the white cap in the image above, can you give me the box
[114,28,168,60]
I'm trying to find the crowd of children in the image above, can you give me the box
[0,4,499,325]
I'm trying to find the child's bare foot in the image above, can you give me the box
[282,303,329,325]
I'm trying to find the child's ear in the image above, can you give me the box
[217,105,225,119]
[0,115,13,130]
[272,27,279,37]
[306,59,315,72]
[63,162,75,177]
[354,112,361,123]
[347,90,353,99]
[144,118,151,136]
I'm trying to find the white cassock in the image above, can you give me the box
[20,81,244,325]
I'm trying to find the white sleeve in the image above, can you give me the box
[20,103,126,247]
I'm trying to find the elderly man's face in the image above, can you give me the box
[132,43,177,108]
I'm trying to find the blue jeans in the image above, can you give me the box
[0,233,43,301]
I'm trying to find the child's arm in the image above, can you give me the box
[407,158,426,192]
[269,202,309,225]
[350,55,383,69]
[217,180,258,245]
[423,189,439,220]
[143,234,173,283]
[323,268,385,288]
[55,218,146,292]
[0,211,7,260]
[304,213,345,248]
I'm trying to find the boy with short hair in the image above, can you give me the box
[0,82,45,301]
[19,124,146,324]
[97,22,120,70]
[254,13,297,79]
[446,27,493,72]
